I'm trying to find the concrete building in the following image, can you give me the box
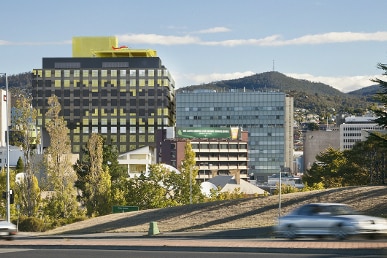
[32,36,175,156]
[176,89,293,183]
[303,129,340,170]
[340,116,384,151]
[118,146,156,178]
[158,127,249,182]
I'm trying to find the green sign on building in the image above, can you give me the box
[177,127,238,139]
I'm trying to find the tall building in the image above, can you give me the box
[176,90,293,182]
[32,36,175,155]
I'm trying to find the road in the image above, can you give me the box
[0,232,385,257]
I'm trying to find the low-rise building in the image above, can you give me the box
[157,127,249,182]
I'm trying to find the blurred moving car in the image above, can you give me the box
[0,220,17,240]
[275,203,387,240]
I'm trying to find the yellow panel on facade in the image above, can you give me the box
[55,80,61,87]
[148,118,154,125]
[73,145,80,153]
[73,135,80,143]
[45,70,51,77]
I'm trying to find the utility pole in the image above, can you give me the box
[1,73,10,222]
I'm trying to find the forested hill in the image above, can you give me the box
[177,71,374,114]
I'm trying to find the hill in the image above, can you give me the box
[348,85,382,102]
[177,71,373,114]
[44,186,387,235]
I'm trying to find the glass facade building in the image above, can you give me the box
[176,90,293,181]
[32,56,175,155]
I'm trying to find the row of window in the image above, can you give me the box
[185,115,283,120]
[342,126,379,131]
[49,78,170,88]
[72,143,142,153]
[183,106,284,112]
[342,133,362,137]
[343,139,361,143]
[183,124,284,128]
[37,69,169,78]
[191,143,247,149]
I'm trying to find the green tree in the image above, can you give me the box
[348,133,386,185]
[371,63,387,128]
[83,133,111,216]
[175,141,202,204]
[0,169,17,219]
[102,142,127,182]
[303,147,346,188]
[12,95,41,217]
[43,95,79,220]
[15,157,24,174]
[123,164,177,209]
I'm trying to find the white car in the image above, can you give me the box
[275,203,387,240]
[0,220,17,240]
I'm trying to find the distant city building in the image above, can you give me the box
[175,90,294,183]
[32,36,175,156]
[340,116,384,150]
[303,129,340,170]
[157,127,249,182]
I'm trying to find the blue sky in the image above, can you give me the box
[1,0,387,92]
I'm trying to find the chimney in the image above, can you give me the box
[230,169,241,185]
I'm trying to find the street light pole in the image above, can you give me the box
[1,73,10,222]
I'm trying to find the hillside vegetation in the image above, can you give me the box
[45,186,387,235]
[178,71,373,114]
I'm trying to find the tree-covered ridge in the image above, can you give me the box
[178,71,372,114]
[0,72,32,89]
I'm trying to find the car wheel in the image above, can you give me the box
[332,224,348,240]
[284,224,297,240]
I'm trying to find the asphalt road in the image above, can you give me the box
[0,231,385,257]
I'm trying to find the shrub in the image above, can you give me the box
[18,217,46,232]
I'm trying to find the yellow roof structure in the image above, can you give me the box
[72,36,157,58]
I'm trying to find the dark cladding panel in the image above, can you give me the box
[42,57,162,69]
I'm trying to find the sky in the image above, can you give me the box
[1,0,387,92]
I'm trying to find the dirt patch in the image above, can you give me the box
[44,186,387,235]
